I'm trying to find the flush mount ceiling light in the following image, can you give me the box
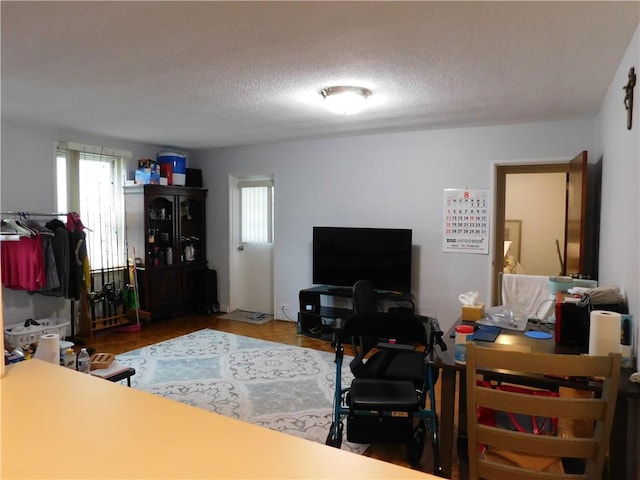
[320,86,372,115]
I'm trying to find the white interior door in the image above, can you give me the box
[232,178,274,314]
[238,241,273,313]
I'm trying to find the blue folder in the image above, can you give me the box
[450,324,501,342]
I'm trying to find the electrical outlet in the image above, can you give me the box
[280,303,288,311]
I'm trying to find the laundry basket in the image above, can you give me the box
[4,318,70,349]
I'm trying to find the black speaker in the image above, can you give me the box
[185,168,203,188]
[555,303,591,352]
[556,302,628,353]
[299,290,321,314]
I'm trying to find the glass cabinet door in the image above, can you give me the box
[147,196,174,267]
[179,196,205,264]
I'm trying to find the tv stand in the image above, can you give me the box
[297,285,414,340]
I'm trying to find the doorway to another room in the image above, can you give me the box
[492,152,600,305]
[228,176,274,320]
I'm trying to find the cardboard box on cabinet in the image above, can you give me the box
[135,162,160,185]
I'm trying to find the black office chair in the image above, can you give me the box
[353,278,414,315]
[352,279,378,314]
[326,311,447,473]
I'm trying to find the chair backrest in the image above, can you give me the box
[343,312,427,346]
[353,279,377,314]
[342,312,427,380]
[466,343,621,480]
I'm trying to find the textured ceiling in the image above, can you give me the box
[2,1,639,149]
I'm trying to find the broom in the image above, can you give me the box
[116,246,142,333]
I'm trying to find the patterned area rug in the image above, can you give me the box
[117,328,366,453]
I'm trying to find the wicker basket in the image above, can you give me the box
[4,318,70,349]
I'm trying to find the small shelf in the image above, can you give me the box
[90,314,130,332]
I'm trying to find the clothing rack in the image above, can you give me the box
[1,211,68,217]
[1,210,84,344]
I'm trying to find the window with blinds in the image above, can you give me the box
[240,182,274,243]
[56,143,129,270]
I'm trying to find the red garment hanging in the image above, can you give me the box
[66,212,85,232]
[1,234,46,290]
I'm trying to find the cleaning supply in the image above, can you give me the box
[62,348,76,369]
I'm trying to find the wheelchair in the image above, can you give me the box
[325,311,447,474]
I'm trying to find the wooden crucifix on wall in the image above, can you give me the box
[623,67,636,130]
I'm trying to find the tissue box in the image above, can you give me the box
[462,304,485,321]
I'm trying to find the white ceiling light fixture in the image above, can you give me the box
[320,86,372,115]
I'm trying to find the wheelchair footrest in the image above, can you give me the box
[350,379,419,410]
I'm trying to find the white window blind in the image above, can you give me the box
[56,142,130,270]
[240,182,274,243]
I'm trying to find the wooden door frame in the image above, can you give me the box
[492,163,570,306]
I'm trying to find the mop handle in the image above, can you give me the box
[132,246,141,325]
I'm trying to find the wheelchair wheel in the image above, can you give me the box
[325,421,343,449]
[406,420,426,466]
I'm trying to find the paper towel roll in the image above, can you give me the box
[588,310,621,356]
[33,333,60,365]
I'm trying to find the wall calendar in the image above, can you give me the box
[443,188,490,254]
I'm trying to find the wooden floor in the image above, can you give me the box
[80,313,461,479]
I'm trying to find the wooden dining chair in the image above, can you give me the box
[465,343,621,480]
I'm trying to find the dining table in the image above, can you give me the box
[431,318,640,479]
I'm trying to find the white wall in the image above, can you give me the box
[506,172,566,275]
[596,21,640,479]
[192,120,595,332]
[0,118,166,326]
[596,24,640,368]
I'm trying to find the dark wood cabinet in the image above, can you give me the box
[124,185,208,319]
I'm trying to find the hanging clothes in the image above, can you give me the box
[1,234,46,291]
[40,219,70,297]
[1,212,90,298]
[25,220,60,292]
[67,213,87,301]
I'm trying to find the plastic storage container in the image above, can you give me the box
[548,276,574,294]
[4,318,70,349]
[454,325,474,365]
[157,152,187,186]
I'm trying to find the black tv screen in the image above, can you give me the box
[312,226,412,292]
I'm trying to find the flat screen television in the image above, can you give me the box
[312,226,412,292]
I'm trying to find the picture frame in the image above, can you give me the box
[504,219,522,262]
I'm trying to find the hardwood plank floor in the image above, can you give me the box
[78,313,461,479]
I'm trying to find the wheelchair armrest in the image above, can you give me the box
[375,342,415,352]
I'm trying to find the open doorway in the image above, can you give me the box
[492,152,599,305]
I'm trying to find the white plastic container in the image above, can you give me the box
[4,318,70,349]
[62,348,76,369]
[454,325,474,365]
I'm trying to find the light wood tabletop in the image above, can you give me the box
[2,359,440,479]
